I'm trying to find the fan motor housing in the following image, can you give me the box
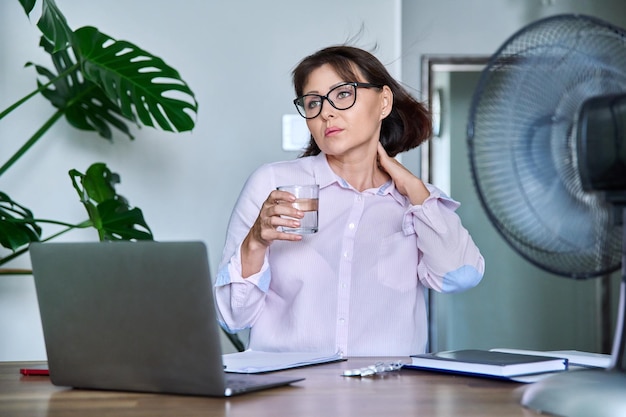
[577,92,626,200]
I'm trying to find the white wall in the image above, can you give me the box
[0,0,400,360]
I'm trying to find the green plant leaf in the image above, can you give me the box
[73,26,198,133]
[19,0,73,53]
[96,200,154,241]
[29,36,134,140]
[70,163,154,242]
[18,0,35,13]
[0,191,42,251]
[79,162,121,204]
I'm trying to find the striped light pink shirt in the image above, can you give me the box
[215,153,484,356]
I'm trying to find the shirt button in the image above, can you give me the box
[343,252,349,258]
[348,223,355,230]
[338,318,345,324]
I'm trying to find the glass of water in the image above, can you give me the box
[276,184,319,234]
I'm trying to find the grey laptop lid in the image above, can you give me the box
[29,241,303,397]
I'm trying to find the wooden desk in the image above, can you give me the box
[1,358,539,417]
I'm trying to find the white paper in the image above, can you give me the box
[223,350,343,373]
[490,348,611,369]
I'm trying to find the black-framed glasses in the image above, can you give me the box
[293,82,382,119]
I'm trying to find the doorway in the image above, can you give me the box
[421,55,612,354]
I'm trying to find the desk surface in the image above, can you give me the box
[1,358,539,417]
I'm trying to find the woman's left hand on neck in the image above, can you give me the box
[377,142,430,205]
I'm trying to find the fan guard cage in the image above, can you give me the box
[468,14,625,279]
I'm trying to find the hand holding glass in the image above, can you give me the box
[276,184,319,234]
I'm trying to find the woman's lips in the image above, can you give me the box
[325,127,342,136]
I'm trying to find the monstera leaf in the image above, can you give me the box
[30,36,134,140]
[0,192,42,251]
[28,26,198,140]
[74,26,197,133]
[70,163,153,242]
[19,0,73,53]
[12,0,197,150]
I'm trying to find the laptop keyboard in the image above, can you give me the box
[223,373,303,396]
[223,374,271,395]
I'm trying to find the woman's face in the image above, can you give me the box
[302,64,391,160]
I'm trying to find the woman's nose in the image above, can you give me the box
[319,98,335,119]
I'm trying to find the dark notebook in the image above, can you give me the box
[405,349,568,379]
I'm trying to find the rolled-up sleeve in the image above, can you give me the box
[407,185,485,293]
[213,164,277,333]
[214,242,271,333]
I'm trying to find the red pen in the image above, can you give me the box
[19,365,49,376]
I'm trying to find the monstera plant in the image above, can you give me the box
[1,0,246,352]
[0,0,197,271]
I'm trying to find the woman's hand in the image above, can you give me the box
[240,189,304,277]
[377,142,430,205]
[250,190,305,246]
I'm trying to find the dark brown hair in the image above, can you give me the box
[292,45,432,157]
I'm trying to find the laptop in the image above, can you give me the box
[29,240,304,397]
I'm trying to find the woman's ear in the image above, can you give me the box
[381,85,393,119]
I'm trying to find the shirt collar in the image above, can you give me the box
[311,153,341,189]
[312,153,408,206]
[377,180,407,205]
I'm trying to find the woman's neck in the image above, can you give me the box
[325,152,390,192]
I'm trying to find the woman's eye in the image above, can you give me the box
[306,98,321,109]
[304,97,321,109]
[333,87,353,100]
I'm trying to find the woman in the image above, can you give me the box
[215,45,484,356]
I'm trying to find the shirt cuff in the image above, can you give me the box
[215,242,272,293]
